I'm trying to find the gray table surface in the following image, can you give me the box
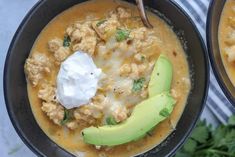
[0,0,220,156]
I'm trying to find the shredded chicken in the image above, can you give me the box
[98,75,114,92]
[72,37,97,55]
[113,79,133,97]
[229,17,235,28]
[74,106,101,126]
[225,46,235,62]
[112,105,128,123]
[96,18,120,35]
[65,121,79,130]
[48,38,70,63]
[130,63,139,79]
[134,53,145,62]
[48,38,63,52]
[226,30,235,45]
[41,102,64,125]
[54,47,70,62]
[38,82,57,103]
[92,10,121,41]
[24,53,50,86]
[37,81,66,126]
[66,21,97,55]
[116,7,131,19]
[119,64,131,76]
[129,27,158,52]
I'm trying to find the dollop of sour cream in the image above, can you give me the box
[56,51,102,109]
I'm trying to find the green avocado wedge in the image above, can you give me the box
[82,93,176,146]
[148,54,173,97]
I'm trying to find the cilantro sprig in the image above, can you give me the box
[176,115,235,157]
[115,28,130,42]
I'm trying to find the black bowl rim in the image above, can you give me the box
[166,1,209,157]
[206,0,235,107]
[3,0,209,156]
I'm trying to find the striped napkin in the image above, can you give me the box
[170,0,235,124]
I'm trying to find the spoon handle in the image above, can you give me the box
[136,0,153,28]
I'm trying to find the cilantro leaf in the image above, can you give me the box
[96,19,107,27]
[228,115,235,126]
[106,116,117,125]
[132,77,145,92]
[225,130,235,153]
[183,139,197,153]
[63,35,71,47]
[60,109,72,125]
[141,55,145,61]
[212,125,227,147]
[115,28,130,42]
[175,114,235,157]
[191,125,209,143]
[175,152,191,157]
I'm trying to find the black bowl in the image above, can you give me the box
[4,0,209,157]
[207,0,235,107]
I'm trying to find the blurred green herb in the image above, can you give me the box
[106,116,117,125]
[63,35,71,47]
[96,19,107,27]
[115,28,130,42]
[141,55,146,61]
[60,109,72,125]
[175,115,235,157]
[132,77,145,92]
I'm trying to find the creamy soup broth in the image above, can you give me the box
[219,0,235,86]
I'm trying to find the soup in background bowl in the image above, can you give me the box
[207,0,235,107]
[219,0,235,87]
[4,0,208,157]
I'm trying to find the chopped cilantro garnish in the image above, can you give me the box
[228,115,235,125]
[96,19,107,27]
[115,28,130,42]
[106,116,117,125]
[141,55,146,61]
[60,109,72,125]
[63,35,71,47]
[132,77,145,92]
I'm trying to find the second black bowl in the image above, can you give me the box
[207,0,235,107]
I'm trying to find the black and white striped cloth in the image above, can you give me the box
[171,0,235,124]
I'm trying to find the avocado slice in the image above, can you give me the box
[148,55,173,97]
[82,93,175,146]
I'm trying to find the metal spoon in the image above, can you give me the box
[136,0,153,28]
